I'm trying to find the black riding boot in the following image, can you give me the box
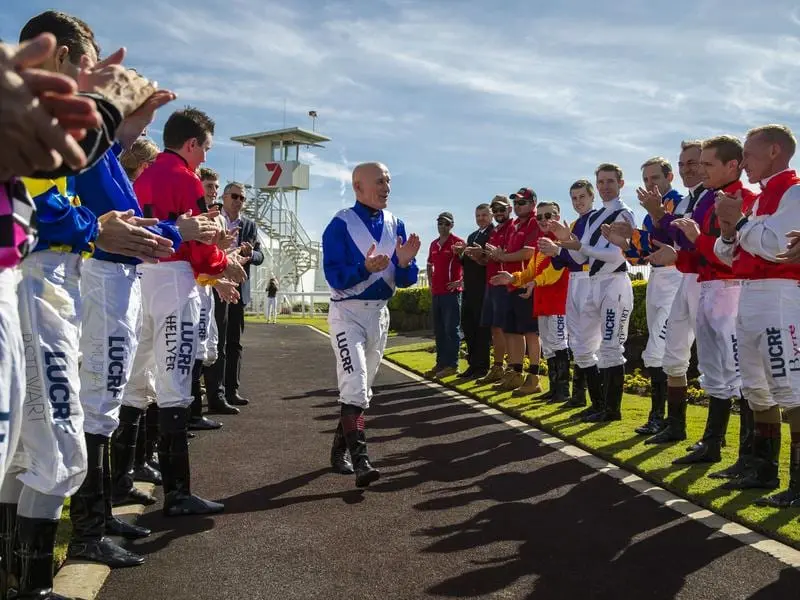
[755,439,800,507]
[635,367,668,435]
[146,404,160,469]
[687,406,728,452]
[645,385,688,444]
[548,349,572,404]
[341,404,379,488]
[575,365,603,419]
[537,358,556,400]
[722,422,781,491]
[564,366,586,407]
[0,503,16,597]
[68,433,145,568]
[111,406,156,506]
[13,516,70,599]
[159,406,224,517]
[585,365,624,422]
[673,397,731,464]
[188,361,222,431]
[132,409,162,485]
[710,397,755,479]
[330,421,354,474]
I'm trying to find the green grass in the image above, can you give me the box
[245,314,330,332]
[384,342,800,548]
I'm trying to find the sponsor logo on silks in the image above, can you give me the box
[44,351,71,421]
[178,321,194,375]
[336,331,354,374]
[618,307,631,344]
[603,308,616,341]
[731,334,740,375]
[198,307,208,342]
[556,315,566,341]
[658,318,668,342]
[165,315,178,372]
[107,336,126,399]
[22,334,45,423]
[766,327,786,378]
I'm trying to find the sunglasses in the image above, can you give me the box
[536,213,557,221]
[229,193,245,201]
[437,221,453,227]
[513,199,531,206]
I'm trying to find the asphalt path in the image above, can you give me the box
[98,323,800,599]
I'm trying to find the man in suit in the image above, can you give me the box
[453,203,495,378]
[206,182,264,414]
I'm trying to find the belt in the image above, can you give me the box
[48,242,94,259]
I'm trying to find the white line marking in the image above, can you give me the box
[303,324,800,569]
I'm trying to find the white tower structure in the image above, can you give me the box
[230,127,331,313]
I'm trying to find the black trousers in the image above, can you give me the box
[207,290,245,401]
[461,289,491,370]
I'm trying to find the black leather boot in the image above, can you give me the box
[574,365,603,419]
[111,407,156,507]
[330,422,354,475]
[204,363,240,415]
[563,366,586,407]
[686,407,728,452]
[585,365,624,422]
[548,350,572,404]
[145,404,160,470]
[103,440,150,541]
[132,411,162,486]
[188,361,223,431]
[723,422,781,491]
[645,386,688,444]
[673,397,731,464]
[755,440,800,507]
[536,358,556,400]
[341,405,379,488]
[13,516,71,599]
[0,503,17,597]
[636,367,668,435]
[68,433,145,568]
[159,407,224,517]
[710,397,755,479]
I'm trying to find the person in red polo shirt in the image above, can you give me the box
[425,212,464,378]
[486,187,542,395]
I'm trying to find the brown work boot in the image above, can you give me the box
[512,373,543,396]
[477,364,505,385]
[496,370,526,391]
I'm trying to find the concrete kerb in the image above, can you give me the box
[305,324,800,570]
[53,481,155,600]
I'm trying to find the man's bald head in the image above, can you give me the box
[352,162,391,211]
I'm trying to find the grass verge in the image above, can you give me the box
[384,341,800,548]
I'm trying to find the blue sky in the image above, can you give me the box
[5,0,800,244]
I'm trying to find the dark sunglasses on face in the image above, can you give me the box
[437,221,452,227]
[491,207,508,213]
[513,199,530,206]
[229,193,245,201]
[537,213,557,221]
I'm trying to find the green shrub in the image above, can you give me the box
[630,280,647,338]
[388,287,432,314]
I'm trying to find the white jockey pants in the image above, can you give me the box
[0,269,23,480]
[566,272,599,369]
[642,266,683,369]
[5,251,87,500]
[538,315,568,359]
[574,272,633,369]
[126,262,200,411]
[78,259,141,438]
[737,279,800,411]
[196,284,217,366]
[265,296,278,323]
[695,280,741,399]
[663,273,700,380]
[328,299,390,409]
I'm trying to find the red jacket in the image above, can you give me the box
[733,169,800,281]
[675,180,756,282]
[134,151,227,276]
[511,241,568,317]
[427,234,464,295]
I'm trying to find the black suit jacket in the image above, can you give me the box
[237,216,264,306]
[462,225,494,295]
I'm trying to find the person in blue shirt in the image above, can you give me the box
[322,162,420,488]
